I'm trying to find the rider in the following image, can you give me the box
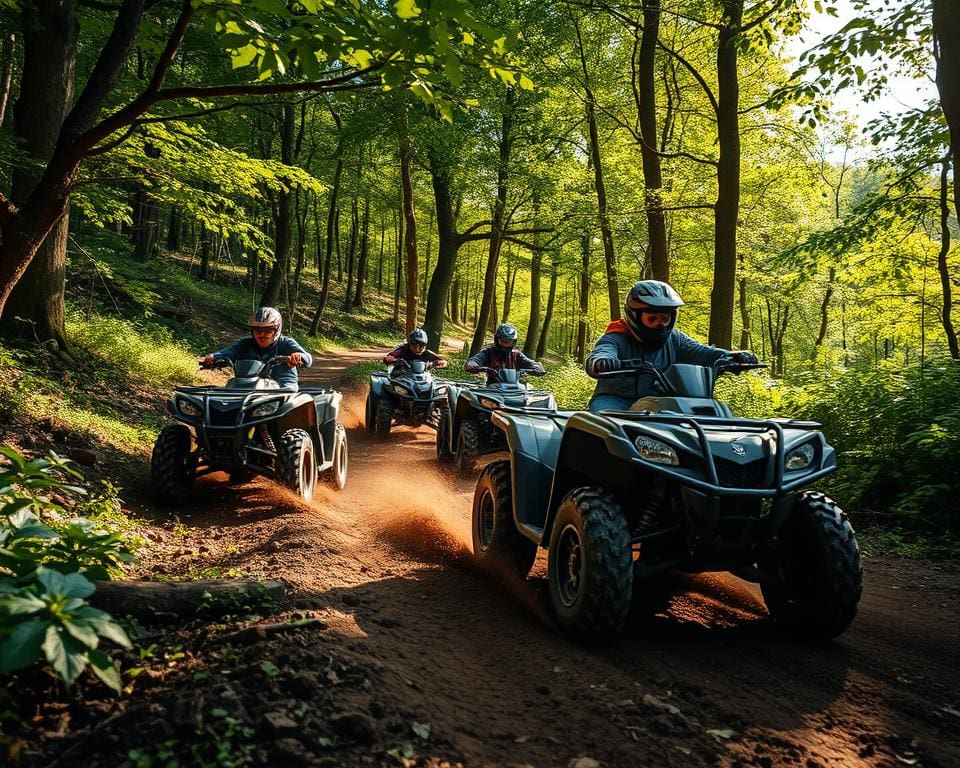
[585,280,758,412]
[383,328,448,371]
[465,322,545,384]
[200,306,312,390]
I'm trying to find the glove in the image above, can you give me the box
[199,354,214,365]
[730,350,759,366]
[465,363,480,373]
[529,364,545,376]
[384,355,397,364]
[592,357,621,375]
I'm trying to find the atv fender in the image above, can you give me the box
[276,398,324,458]
[369,373,390,400]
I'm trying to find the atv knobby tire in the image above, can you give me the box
[436,410,455,465]
[374,399,393,438]
[547,487,632,640]
[277,428,317,501]
[472,460,537,577]
[761,491,862,639]
[151,425,195,505]
[456,418,481,474]
[323,423,349,490]
[364,392,376,434]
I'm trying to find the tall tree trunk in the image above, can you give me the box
[738,273,751,350]
[937,151,959,358]
[393,205,403,325]
[934,0,960,223]
[536,258,558,359]
[501,254,516,324]
[470,90,514,355]
[353,195,370,309]
[166,207,182,251]
[132,186,159,261]
[0,32,16,128]
[423,155,462,351]
[198,225,211,280]
[522,209,544,356]
[812,266,835,357]
[309,154,343,335]
[260,104,295,307]
[291,188,308,324]
[576,232,591,362]
[400,130,418,334]
[376,212,385,292]
[708,0,743,348]
[635,0,669,281]
[3,1,76,350]
[342,198,358,311]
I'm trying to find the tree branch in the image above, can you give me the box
[740,0,785,34]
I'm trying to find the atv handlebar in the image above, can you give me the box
[198,355,302,374]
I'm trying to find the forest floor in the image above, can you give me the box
[13,347,960,768]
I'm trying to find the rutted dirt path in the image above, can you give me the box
[32,348,960,768]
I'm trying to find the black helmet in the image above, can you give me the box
[494,323,518,356]
[249,306,282,338]
[408,328,428,346]
[624,280,683,347]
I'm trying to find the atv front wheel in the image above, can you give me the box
[277,428,317,501]
[547,487,632,640]
[436,410,455,465]
[374,399,393,438]
[364,392,376,434]
[760,491,862,639]
[151,425,195,505]
[456,418,481,474]
[472,460,537,577]
[323,423,349,490]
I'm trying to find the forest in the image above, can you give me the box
[0,0,958,766]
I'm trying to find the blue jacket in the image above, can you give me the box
[466,346,544,384]
[584,320,728,402]
[210,335,313,390]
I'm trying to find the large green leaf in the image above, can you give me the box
[36,568,96,599]
[87,648,122,693]
[73,606,133,650]
[42,626,89,685]
[0,618,47,672]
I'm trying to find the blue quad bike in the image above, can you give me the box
[471,358,862,641]
[365,359,449,438]
[436,367,557,475]
[151,357,348,504]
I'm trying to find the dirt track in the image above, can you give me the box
[40,349,960,768]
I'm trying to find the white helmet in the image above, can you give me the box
[249,306,282,337]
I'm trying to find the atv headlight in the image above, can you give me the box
[177,398,201,418]
[251,399,281,418]
[393,384,412,396]
[478,397,501,410]
[785,442,815,471]
[435,385,447,396]
[634,435,679,466]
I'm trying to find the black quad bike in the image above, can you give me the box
[365,359,450,438]
[471,357,862,641]
[437,367,557,475]
[151,357,348,504]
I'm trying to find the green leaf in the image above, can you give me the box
[42,625,89,685]
[394,0,421,20]
[231,44,260,69]
[2,592,47,615]
[519,74,534,91]
[88,648,122,693]
[74,607,133,649]
[37,569,95,599]
[62,618,100,649]
[0,618,46,671]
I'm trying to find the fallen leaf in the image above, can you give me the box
[412,721,431,740]
[706,727,737,741]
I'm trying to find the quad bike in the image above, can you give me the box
[471,357,862,641]
[437,367,557,475]
[365,359,450,438]
[151,357,348,504]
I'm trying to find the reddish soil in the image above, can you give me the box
[14,349,960,768]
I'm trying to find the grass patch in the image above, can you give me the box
[855,525,960,563]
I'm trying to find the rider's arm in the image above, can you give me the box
[515,350,545,375]
[384,344,405,364]
[673,331,728,367]
[208,338,249,363]
[280,337,313,367]
[425,350,448,367]
[465,349,489,373]
[584,333,622,378]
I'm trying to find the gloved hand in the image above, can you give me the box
[530,364,546,376]
[384,355,397,364]
[730,350,759,366]
[199,354,215,366]
[465,363,480,373]
[288,353,305,367]
[592,357,621,375]
[434,359,448,368]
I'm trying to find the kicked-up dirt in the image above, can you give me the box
[13,349,960,768]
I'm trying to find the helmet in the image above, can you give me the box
[408,327,428,353]
[494,323,518,357]
[249,306,282,338]
[624,280,683,346]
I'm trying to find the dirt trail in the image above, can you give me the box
[38,348,960,768]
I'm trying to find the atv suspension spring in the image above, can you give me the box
[637,494,670,533]
[258,424,276,452]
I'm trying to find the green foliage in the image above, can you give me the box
[538,360,594,410]
[782,361,960,532]
[0,448,134,691]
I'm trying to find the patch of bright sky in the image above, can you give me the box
[780,0,938,160]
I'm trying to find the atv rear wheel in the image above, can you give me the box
[456,418,481,474]
[547,487,632,640]
[436,410,455,465]
[277,428,317,501]
[364,392,376,434]
[472,460,537,577]
[760,491,862,639]
[151,425,195,505]
[323,423,349,490]
[374,399,393,438]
